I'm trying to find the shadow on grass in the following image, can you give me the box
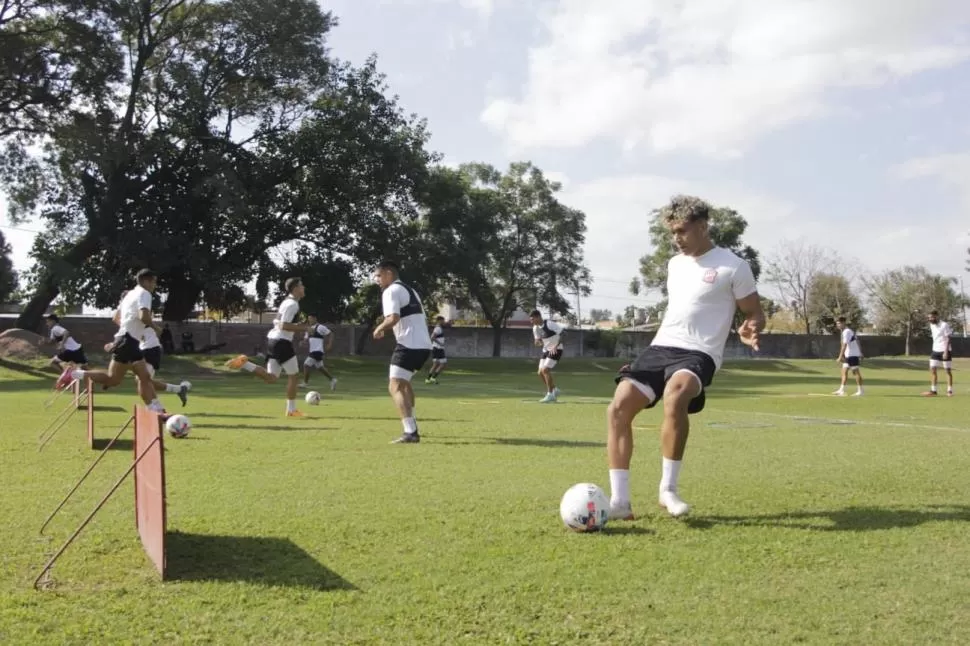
[603,526,655,536]
[324,416,454,422]
[91,405,125,413]
[92,437,133,451]
[188,412,274,420]
[200,423,333,432]
[165,532,356,591]
[435,436,604,449]
[685,505,970,532]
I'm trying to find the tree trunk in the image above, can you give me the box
[15,232,101,331]
[905,319,912,356]
[491,323,503,357]
[162,278,203,321]
[355,320,375,355]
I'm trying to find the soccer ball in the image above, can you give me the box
[165,414,191,438]
[305,391,321,405]
[559,482,610,532]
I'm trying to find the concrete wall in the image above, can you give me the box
[1,316,966,359]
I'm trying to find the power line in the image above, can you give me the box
[0,223,43,234]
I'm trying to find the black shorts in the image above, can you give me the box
[110,334,144,365]
[142,346,162,371]
[930,351,950,362]
[432,348,446,361]
[308,350,325,361]
[845,356,861,367]
[541,348,563,362]
[57,347,88,365]
[615,345,717,415]
[267,339,296,364]
[391,344,431,373]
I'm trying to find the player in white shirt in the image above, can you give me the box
[604,196,764,520]
[301,314,337,391]
[44,314,88,369]
[425,316,447,384]
[925,310,954,396]
[225,277,312,417]
[55,269,168,416]
[530,310,565,403]
[139,326,191,406]
[372,260,432,444]
[833,316,864,396]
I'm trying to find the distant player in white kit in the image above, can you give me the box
[530,310,564,403]
[225,277,312,417]
[372,260,432,444]
[301,314,337,391]
[925,310,954,397]
[44,314,89,369]
[425,316,447,384]
[604,196,764,520]
[833,316,864,396]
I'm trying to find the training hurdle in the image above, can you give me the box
[35,405,167,588]
[37,379,93,451]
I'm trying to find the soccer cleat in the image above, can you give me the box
[659,490,690,517]
[286,410,305,418]
[55,368,74,391]
[947,390,954,397]
[225,354,249,370]
[177,384,189,407]
[851,391,863,397]
[553,387,561,398]
[330,378,337,392]
[608,501,635,521]
[299,382,309,389]
[391,432,420,444]
[922,391,938,397]
[832,389,845,396]
[425,377,433,384]
[540,393,556,403]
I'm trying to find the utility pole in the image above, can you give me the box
[574,285,583,357]
[961,276,968,337]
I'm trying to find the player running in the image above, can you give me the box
[925,310,954,397]
[833,316,864,396]
[44,314,89,370]
[603,196,764,520]
[139,325,191,406]
[225,277,312,417]
[425,316,447,384]
[301,314,337,391]
[530,310,564,403]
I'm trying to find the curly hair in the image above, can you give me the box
[661,195,711,224]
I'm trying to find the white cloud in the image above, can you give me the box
[482,0,970,157]
[379,0,496,19]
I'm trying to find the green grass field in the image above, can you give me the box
[1,354,969,644]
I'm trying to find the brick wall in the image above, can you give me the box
[1,316,966,359]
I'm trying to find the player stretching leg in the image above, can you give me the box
[44,314,89,370]
[426,316,447,384]
[925,310,954,396]
[54,270,169,417]
[225,278,311,417]
[301,314,337,391]
[833,316,864,396]
[604,196,764,520]
[140,326,190,406]
[373,260,432,444]
[530,310,564,403]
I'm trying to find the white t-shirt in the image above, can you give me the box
[650,247,758,370]
[141,327,160,350]
[841,328,862,358]
[117,286,153,340]
[931,321,952,353]
[382,282,432,349]
[307,323,332,353]
[49,324,81,351]
[533,319,564,352]
[431,325,445,349]
[267,297,301,342]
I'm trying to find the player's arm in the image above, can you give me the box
[324,328,333,351]
[276,303,307,332]
[735,291,765,350]
[942,326,952,360]
[373,289,400,338]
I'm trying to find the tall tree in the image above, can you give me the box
[806,272,866,334]
[589,308,612,322]
[765,240,841,334]
[0,230,17,302]
[422,163,591,356]
[863,266,964,355]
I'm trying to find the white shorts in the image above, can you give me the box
[267,356,300,377]
[539,357,558,370]
[930,359,953,369]
[304,357,325,368]
[389,365,415,381]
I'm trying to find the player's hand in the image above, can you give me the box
[103,342,115,353]
[373,328,384,340]
[738,319,761,351]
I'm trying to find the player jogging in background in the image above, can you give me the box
[54,269,169,417]
[426,316,447,384]
[834,316,864,396]
[44,314,89,370]
[301,314,337,391]
[925,310,954,397]
[530,310,564,403]
[373,260,432,444]
[225,277,311,417]
[604,195,764,520]
[140,324,191,406]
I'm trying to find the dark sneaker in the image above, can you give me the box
[391,432,420,444]
[177,384,189,407]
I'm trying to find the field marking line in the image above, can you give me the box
[715,409,970,434]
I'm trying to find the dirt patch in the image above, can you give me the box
[0,328,45,361]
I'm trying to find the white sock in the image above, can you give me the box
[286,399,296,413]
[148,399,164,413]
[403,417,418,434]
[609,469,630,505]
[70,369,86,380]
[165,383,180,393]
[660,457,682,494]
[930,385,937,392]
[242,362,259,372]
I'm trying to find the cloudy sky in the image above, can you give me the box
[4,0,970,316]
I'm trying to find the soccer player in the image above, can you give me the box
[44,314,89,369]
[225,277,311,417]
[54,269,168,416]
[604,196,764,520]
[833,316,864,396]
[925,310,954,397]
[140,325,191,406]
[372,260,432,444]
[426,316,447,384]
[530,310,564,403]
[301,314,337,391]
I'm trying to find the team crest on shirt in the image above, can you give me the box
[702,268,718,283]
